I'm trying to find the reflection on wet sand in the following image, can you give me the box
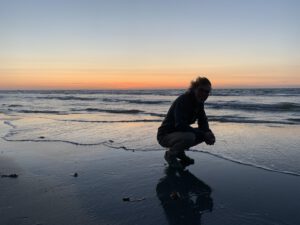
[156,168,213,225]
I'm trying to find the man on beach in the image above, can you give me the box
[157,77,215,169]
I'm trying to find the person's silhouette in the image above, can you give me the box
[156,168,213,225]
[157,77,215,169]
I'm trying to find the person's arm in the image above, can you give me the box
[198,105,215,145]
[197,105,210,132]
[174,95,195,133]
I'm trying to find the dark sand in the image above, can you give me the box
[1,137,300,225]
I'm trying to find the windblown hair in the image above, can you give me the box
[188,77,212,91]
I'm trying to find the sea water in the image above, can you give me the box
[0,88,299,176]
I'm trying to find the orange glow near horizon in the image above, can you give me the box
[0,67,300,89]
[1,64,299,89]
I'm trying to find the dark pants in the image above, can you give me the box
[158,130,204,156]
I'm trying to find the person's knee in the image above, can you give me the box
[182,132,196,146]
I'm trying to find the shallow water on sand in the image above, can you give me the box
[1,88,300,176]
[1,115,300,177]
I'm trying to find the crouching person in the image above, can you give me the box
[157,77,215,169]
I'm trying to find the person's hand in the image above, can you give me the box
[204,131,215,145]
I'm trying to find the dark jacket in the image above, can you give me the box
[157,90,210,143]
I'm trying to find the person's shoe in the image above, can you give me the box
[177,151,195,166]
[164,151,183,170]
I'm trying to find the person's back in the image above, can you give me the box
[156,77,215,169]
[157,90,208,144]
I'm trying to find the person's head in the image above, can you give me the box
[188,77,212,103]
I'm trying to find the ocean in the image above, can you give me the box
[1,88,300,176]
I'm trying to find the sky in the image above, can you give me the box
[0,0,299,89]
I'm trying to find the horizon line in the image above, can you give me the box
[0,86,299,91]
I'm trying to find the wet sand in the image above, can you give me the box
[1,136,300,225]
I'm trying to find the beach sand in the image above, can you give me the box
[1,127,300,225]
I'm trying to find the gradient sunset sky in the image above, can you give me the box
[1,0,299,89]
